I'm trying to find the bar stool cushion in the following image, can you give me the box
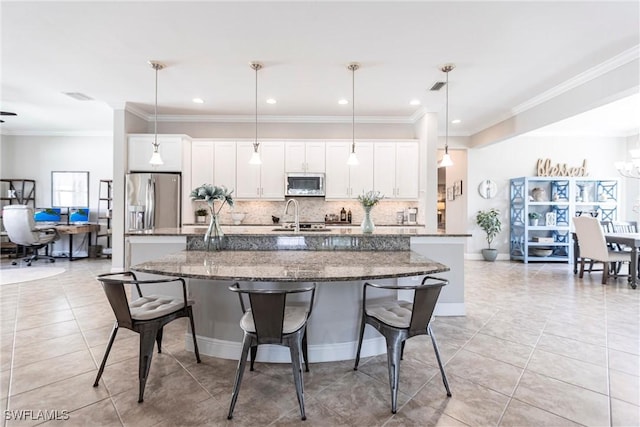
[366,300,413,328]
[240,307,308,334]
[130,295,195,320]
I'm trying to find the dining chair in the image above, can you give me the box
[354,276,451,414]
[573,216,632,284]
[227,282,316,421]
[93,272,201,403]
[3,205,58,266]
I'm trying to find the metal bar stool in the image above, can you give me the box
[227,282,316,421]
[93,272,201,402]
[354,276,451,414]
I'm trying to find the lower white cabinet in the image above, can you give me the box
[128,134,189,172]
[325,141,374,199]
[236,141,285,199]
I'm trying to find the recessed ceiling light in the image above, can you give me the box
[192,98,204,104]
[338,99,349,105]
[451,119,461,124]
[266,98,277,104]
[410,99,421,106]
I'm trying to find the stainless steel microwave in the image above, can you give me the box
[285,173,325,197]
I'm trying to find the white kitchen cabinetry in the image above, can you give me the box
[374,141,419,199]
[325,141,374,199]
[128,134,189,172]
[285,141,326,173]
[191,140,214,187]
[236,141,285,200]
[191,140,237,189]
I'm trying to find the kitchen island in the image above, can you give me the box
[128,226,469,363]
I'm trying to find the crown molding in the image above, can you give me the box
[127,112,415,125]
[512,45,639,115]
[0,130,113,137]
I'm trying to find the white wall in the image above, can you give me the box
[467,135,628,257]
[0,135,113,218]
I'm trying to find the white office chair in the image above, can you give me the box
[573,216,631,284]
[3,205,58,266]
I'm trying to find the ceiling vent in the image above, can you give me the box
[63,92,94,101]
[429,81,446,91]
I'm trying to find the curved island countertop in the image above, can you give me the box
[131,249,450,282]
[131,249,450,363]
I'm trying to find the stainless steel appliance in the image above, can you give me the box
[407,207,418,225]
[285,173,325,197]
[125,172,181,230]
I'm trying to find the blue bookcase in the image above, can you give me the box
[510,177,618,263]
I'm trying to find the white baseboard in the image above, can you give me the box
[185,334,387,363]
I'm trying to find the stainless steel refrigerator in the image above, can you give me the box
[125,172,181,230]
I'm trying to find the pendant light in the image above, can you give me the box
[438,64,455,168]
[346,62,360,166]
[249,62,263,165]
[148,61,165,166]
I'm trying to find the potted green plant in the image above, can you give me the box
[194,208,208,224]
[528,211,541,226]
[476,208,502,261]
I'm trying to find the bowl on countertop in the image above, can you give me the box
[231,212,246,225]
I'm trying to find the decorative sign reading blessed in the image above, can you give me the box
[536,159,589,177]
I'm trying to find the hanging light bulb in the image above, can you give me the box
[438,64,455,168]
[148,61,165,166]
[347,62,360,166]
[249,62,263,165]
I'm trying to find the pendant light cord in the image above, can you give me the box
[445,68,449,155]
[154,65,158,149]
[352,65,355,153]
[255,64,258,150]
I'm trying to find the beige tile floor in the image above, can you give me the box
[0,257,638,426]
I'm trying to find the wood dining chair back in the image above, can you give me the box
[353,276,451,414]
[93,272,201,403]
[573,216,632,284]
[227,283,316,421]
[613,221,638,234]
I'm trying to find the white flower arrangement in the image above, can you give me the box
[357,190,384,207]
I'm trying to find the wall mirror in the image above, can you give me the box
[52,171,89,207]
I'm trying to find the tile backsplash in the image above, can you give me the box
[195,198,420,226]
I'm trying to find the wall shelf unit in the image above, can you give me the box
[97,179,112,256]
[510,177,618,263]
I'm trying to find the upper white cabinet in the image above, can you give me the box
[373,141,419,199]
[285,141,326,173]
[191,140,237,189]
[325,141,374,199]
[128,134,189,172]
[236,141,285,200]
[191,140,214,187]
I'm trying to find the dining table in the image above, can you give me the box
[604,233,640,289]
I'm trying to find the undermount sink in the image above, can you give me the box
[272,228,331,232]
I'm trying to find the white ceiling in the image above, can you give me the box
[1,1,639,137]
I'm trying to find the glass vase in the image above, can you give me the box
[204,213,224,250]
[361,206,375,234]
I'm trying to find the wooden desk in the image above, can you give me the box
[54,223,100,261]
[605,233,640,289]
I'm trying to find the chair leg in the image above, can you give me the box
[228,334,253,420]
[400,341,405,360]
[428,325,452,397]
[94,322,119,387]
[155,327,163,354]
[138,329,158,403]
[385,336,402,414]
[579,259,585,278]
[289,334,306,421]
[187,308,201,363]
[250,346,257,371]
[353,316,366,370]
[602,262,609,284]
[302,329,309,372]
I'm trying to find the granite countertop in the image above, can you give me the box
[127,225,470,238]
[131,250,450,282]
